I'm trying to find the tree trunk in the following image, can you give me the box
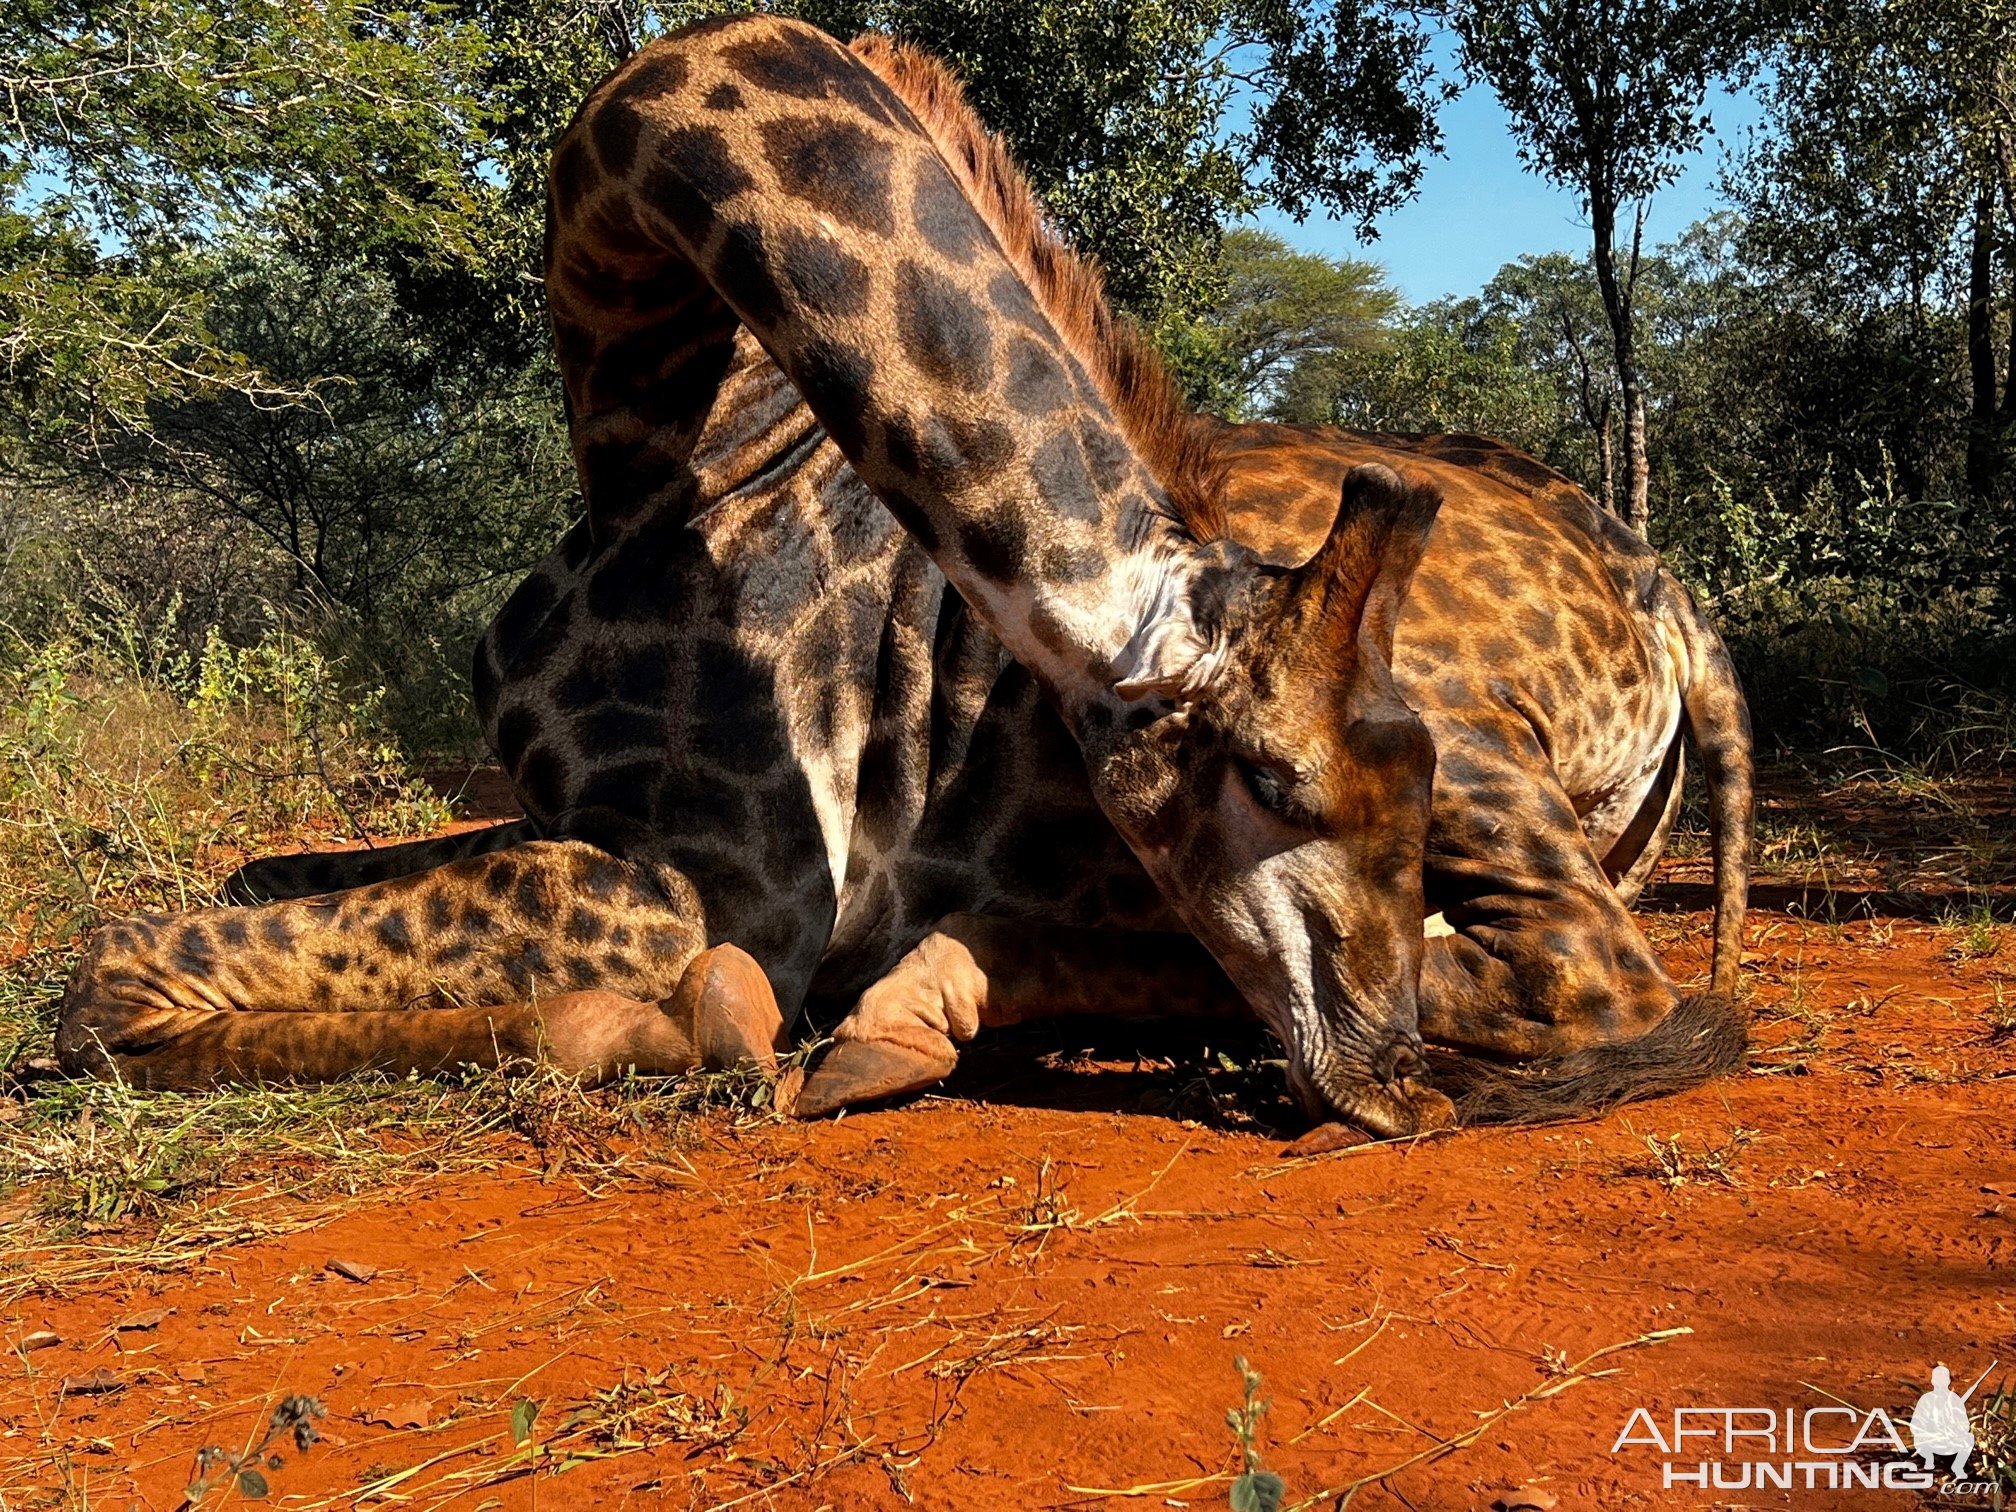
[1596,392,1616,515]
[1623,381,1650,536]
[1966,182,1999,501]
[1590,197,1650,535]
[2007,236,2016,427]
[1999,112,2016,427]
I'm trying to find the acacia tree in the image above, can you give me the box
[1438,0,1775,534]
[5,0,1449,453]
[1475,252,1623,510]
[1197,228,1398,416]
[0,0,498,455]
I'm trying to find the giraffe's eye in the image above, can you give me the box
[1239,759,1292,815]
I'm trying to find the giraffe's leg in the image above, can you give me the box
[222,820,537,904]
[1601,739,1685,908]
[56,840,784,1089]
[1416,731,1743,1122]
[790,917,1244,1117]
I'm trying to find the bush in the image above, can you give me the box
[0,586,450,1060]
[1658,458,2013,760]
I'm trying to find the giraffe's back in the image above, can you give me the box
[1200,418,1687,863]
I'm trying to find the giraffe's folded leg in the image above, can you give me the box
[789,916,1242,1118]
[54,840,725,1089]
[1414,729,1744,1123]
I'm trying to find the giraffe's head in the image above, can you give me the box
[1085,462,1446,1136]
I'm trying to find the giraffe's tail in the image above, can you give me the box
[1664,569,1754,997]
[1432,990,1748,1126]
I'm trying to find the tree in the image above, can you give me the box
[1474,252,1624,510]
[1,0,499,451]
[1194,228,1397,417]
[1438,0,1775,533]
[1735,0,2016,503]
[806,0,1447,325]
[1285,294,1561,453]
[5,0,1451,460]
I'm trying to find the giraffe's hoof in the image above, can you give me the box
[788,1039,958,1119]
[1281,1121,1373,1157]
[667,944,786,1073]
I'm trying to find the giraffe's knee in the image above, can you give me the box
[55,916,204,1077]
[836,932,988,1057]
[1424,914,1679,1060]
[526,991,699,1081]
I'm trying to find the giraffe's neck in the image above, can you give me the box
[548,21,1234,731]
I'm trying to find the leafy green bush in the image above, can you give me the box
[1660,458,2012,759]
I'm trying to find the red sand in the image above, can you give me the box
[4,785,2012,1510]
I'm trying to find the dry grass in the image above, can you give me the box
[1609,1125,1760,1191]
[0,609,797,1304]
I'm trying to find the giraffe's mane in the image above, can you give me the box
[850,33,1228,542]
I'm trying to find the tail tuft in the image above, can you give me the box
[1432,993,1748,1127]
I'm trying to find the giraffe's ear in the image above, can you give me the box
[1288,463,1442,665]
[1111,615,1224,703]
[1111,541,1260,703]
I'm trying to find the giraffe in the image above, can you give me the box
[1200,419,1752,1119]
[51,17,1748,1138]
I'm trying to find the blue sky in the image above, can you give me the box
[1246,60,1768,306]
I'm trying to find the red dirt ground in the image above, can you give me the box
[3,775,2013,1510]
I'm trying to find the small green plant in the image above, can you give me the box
[1973,1378,2015,1510]
[1227,1356,1285,1512]
[1985,982,2015,1046]
[183,1393,326,1504]
[1944,902,2004,963]
[1615,1126,1758,1191]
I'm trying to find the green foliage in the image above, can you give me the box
[0,0,2007,778]
[1225,1355,1285,1511]
[511,1396,541,1446]
[0,588,449,969]
[1732,0,2016,500]
[1973,1376,2016,1503]
[1198,228,1398,418]
[1662,463,2011,748]
[2,0,1453,757]
[3,0,1450,447]
[182,1394,326,1505]
[1736,0,2012,308]
[7,238,578,752]
[1,0,498,440]
[1286,294,1559,450]
[1439,0,1771,212]
[1262,209,2013,752]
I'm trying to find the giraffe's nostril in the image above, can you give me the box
[1373,1035,1430,1088]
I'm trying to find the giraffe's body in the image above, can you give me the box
[53,17,1748,1133]
[1207,421,1751,1100]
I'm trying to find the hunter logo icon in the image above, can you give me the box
[1910,1363,1992,1478]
